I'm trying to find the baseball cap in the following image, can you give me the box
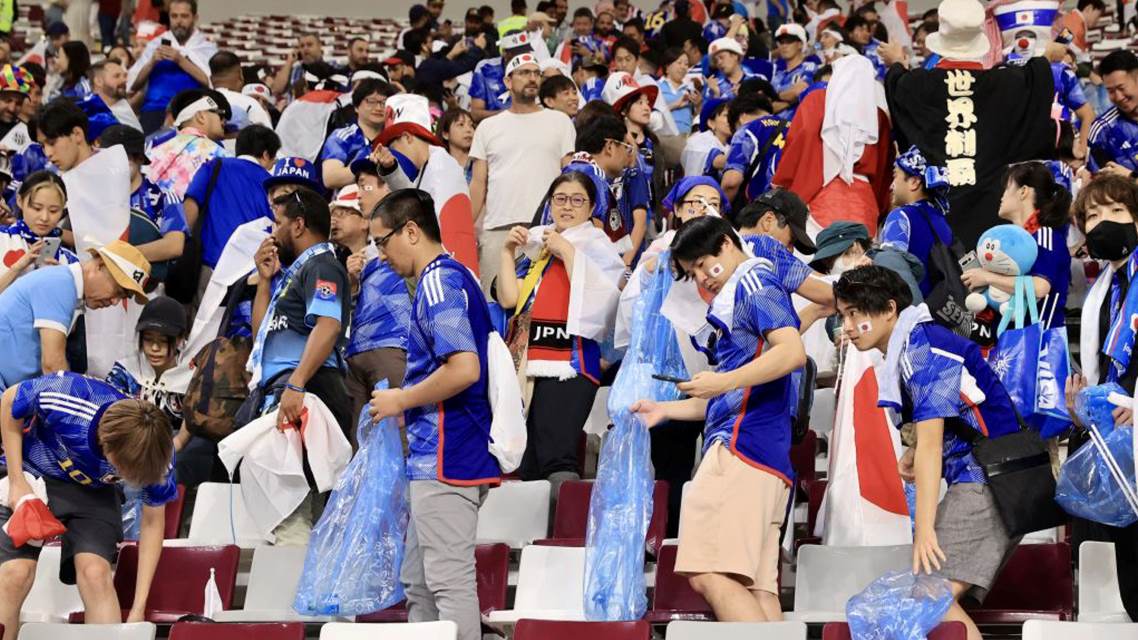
[809,221,869,265]
[170,89,231,127]
[749,189,816,254]
[348,148,379,177]
[89,240,151,305]
[264,156,324,193]
[383,50,416,67]
[774,23,808,45]
[136,295,187,336]
[708,36,744,58]
[98,124,148,163]
[376,93,444,147]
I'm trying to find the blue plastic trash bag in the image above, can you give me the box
[293,380,409,616]
[846,570,954,640]
[1056,425,1138,527]
[584,409,653,621]
[1074,382,1129,438]
[607,252,688,413]
[121,485,144,540]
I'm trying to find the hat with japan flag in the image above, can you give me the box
[601,71,659,114]
[375,94,444,147]
[505,51,540,77]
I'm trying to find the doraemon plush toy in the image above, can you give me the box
[965,224,1039,314]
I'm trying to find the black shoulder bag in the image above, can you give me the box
[913,207,973,337]
[165,158,224,304]
[729,119,789,219]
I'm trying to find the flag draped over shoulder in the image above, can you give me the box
[820,343,912,546]
[275,90,343,162]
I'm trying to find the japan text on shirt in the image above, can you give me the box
[403,255,499,485]
[725,115,788,200]
[701,258,800,484]
[6,372,177,506]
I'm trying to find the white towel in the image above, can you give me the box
[821,55,889,187]
[874,303,933,410]
[1081,263,1114,386]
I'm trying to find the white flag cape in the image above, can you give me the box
[63,146,133,377]
[820,343,912,546]
[275,90,345,162]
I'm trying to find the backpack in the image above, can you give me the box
[913,206,973,337]
[182,283,253,441]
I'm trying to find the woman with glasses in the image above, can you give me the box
[496,171,625,491]
[614,176,729,536]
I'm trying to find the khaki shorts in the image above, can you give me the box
[675,441,790,594]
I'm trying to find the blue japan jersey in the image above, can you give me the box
[404,256,499,485]
[320,124,371,166]
[703,261,800,484]
[724,115,787,200]
[863,39,887,81]
[1028,224,1071,328]
[346,258,411,357]
[5,373,177,506]
[898,323,1020,486]
[469,57,510,111]
[879,200,954,297]
[1088,107,1138,172]
[130,178,188,235]
[742,234,813,294]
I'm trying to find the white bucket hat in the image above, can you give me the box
[925,0,991,61]
[708,36,745,58]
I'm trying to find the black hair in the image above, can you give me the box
[404,29,429,56]
[352,78,396,107]
[22,62,46,89]
[682,35,707,55]
[480,4,495,18]
[844,15,871,34]
[1056,120,1075,162]
[855,3,879,16]
[1078,0,1107,11]
[1099,50,1138,77]
[705,99,731,129]
[18,170,67,200]
[348,36,367,48]
[539,74,577,109]
[60,41,91,88]
[548,170,598,209]
[575,112,627,155]
[1003,162,1072,229]
[833,265,913,316]
[169,0,198,13]
[623,17,645,34]
[437,107,474,150]
[372,188,442,243]
[735,199,780,230]
[235,124,281,159]
[669,216,743,280]
[611,36,640,60]
[813,64,832,83]
[511,0,527,14]
[208,50,242,76]
[660,47,687,71]
[573,7,594,20]
[914,20,937,37]
[277,186,331,239]
[38,98,88,140]
[727,93,772,130]
[574,100,618,129]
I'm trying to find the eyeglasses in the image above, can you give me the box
[331,208,363,218]
[551,193,588,208]
[361,96,385,108]
[606,138,635,153]
[376,222,406,249]
[680,198,721,211]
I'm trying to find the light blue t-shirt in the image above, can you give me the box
[0,264,80,390]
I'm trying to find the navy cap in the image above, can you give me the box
[263,156,324,193]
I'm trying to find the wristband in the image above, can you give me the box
[284,383,305,394]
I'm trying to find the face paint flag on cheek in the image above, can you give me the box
[858,320,873,334]
[709,263,725,277]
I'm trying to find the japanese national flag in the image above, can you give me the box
[819,343,912,546]
[420,146,479,276]
[275,90,343,162]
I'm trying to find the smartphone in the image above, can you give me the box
[36,237,60,266]
[652,373,689,384]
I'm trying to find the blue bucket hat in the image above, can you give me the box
[263,157,324,194]
[896,145,951,211]
[699,97,729,132]
[662,176,730,216]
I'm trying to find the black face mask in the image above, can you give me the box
[1086,220,1138,262]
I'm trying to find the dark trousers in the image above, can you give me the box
[97,13,117,48]
[519,376,598,480]
[650,419,702,538]
[236,366,353,436]
[139,109,166,135]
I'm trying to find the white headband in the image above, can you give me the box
[174,95,220,127]
[351,70,385,83]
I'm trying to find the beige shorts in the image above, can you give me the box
[675,441,791,594]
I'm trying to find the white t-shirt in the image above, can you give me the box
[470,108,575,230]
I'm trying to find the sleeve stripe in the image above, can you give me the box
[930,347,965,364]
[33,320,68,334]
[41,391,99,412]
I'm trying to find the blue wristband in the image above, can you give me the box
[284,383,305,394]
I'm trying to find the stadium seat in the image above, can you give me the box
[95,544,239,623]
[822,622,966,639]
[475,480,551,548]
[795,479,828,550]
[1079,541,1131,622]
[18,622,156,639]
[785,544,911,622]
[357,543,510,623]
[963,543,1073,624]
[485,545,588,626]
[647,544,713,623]
[185,483,265,547]
[170,622,305,640]
[664,621,808,639]
[542,480,669,555]
[319,621,457,639]
[20,544,83,623]
[790,430,817,489]
[1022,620,1138,639]
[164,484,187,539]
[213,545,344,623]
[515,619,651,640]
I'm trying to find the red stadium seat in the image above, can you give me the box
[647,544,713,623]
[963,543,1074,624]
[73,544,240,623]
[542,480,669,555]
[357,543,510,622]
[790,429,818,490]
[164,484,187,539]
[823,621,966,639]
[515,619,650,640]
[170,622,304,640]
